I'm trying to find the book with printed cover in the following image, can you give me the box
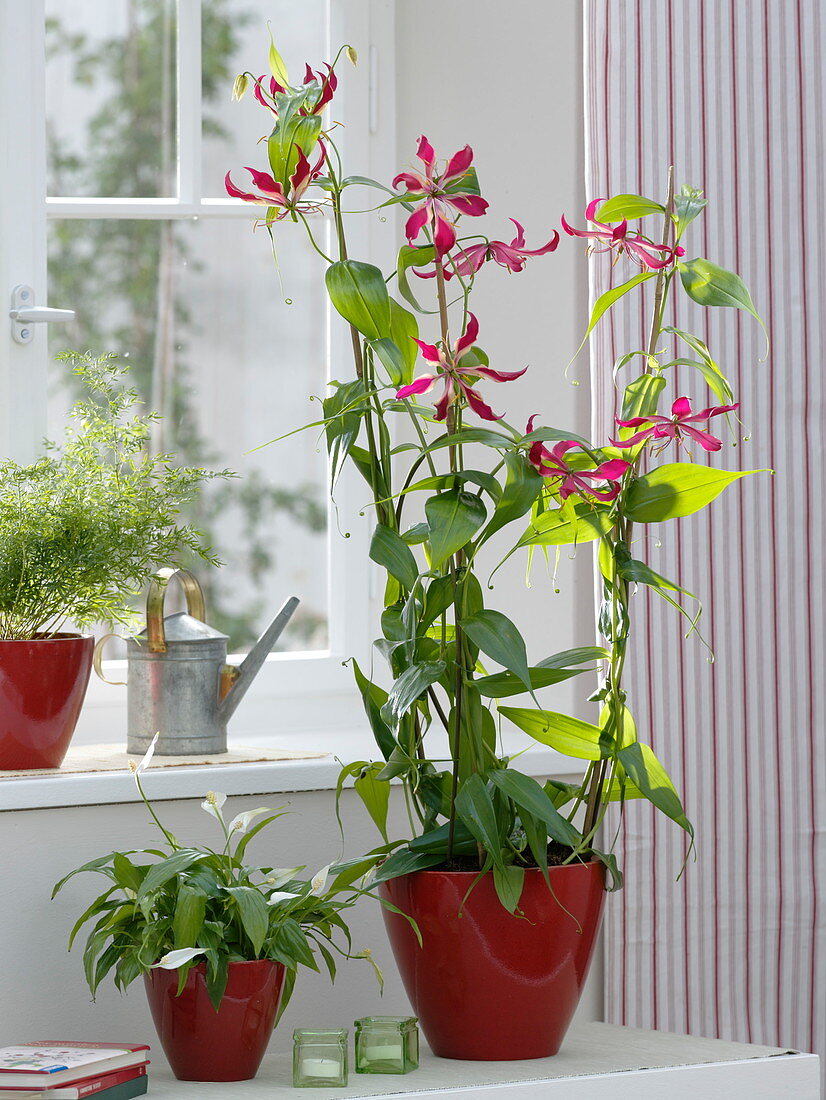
[0,1062,148,1099]
[0,1045,149,1091]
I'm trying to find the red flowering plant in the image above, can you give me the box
[227,42,765,909]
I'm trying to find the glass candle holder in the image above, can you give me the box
[354,1016,419,1074]
[292,1028,348,1088]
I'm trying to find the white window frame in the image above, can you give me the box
[0,0,396,745]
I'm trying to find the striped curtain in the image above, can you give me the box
[583,0,825,1061]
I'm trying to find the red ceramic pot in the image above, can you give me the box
[0,634,94,770]
[379,861,606,1060]
[143,959,286,1081]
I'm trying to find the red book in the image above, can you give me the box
[0,1063,149,1099]
[0,1045,149,1091]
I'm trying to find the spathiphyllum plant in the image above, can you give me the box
[227,42,765,911]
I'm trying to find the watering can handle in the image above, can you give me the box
[146,567,207,653]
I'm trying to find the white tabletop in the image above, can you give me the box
[142,1022,820,1099]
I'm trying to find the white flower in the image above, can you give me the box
[200,791,227,825]
[309,864,331,896]
[267,890,300,906]
[266,867,303,887]
[227,806,275,835]
[152,947,205,969]
[130,733,159,778]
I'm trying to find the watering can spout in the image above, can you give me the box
[218,596,300,723]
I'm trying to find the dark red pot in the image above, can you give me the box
[0,634,94,770]
[379,861,606,1060]
[143,959,286,1081]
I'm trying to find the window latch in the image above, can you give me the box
[9,284,76,344]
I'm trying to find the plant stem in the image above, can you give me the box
[581,168,677,841]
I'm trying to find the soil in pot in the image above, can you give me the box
[143,959,286,1081]
[379,858,606,1061]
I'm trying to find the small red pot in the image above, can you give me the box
[0,634,94,770]
[143,959,286,1081]
[379,861,606,1060]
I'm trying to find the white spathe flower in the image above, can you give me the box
[267,891,300,906]
[266,867,303,887]
[227,806,275,835]
[200,791,227,825]
[309,864,331,896]
[130,732,159,777]
[152,947,205,969]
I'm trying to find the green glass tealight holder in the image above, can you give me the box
[292,1028,348,1088]
[354,1016,419,1074]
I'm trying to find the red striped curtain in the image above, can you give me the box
[584,0,825,1061]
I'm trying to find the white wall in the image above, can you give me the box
[0,0,602,1060]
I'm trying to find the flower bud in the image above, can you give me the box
[232,73,249,101]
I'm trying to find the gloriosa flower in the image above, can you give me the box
[224,144,326,221]
[396,314,526,422]
[612,395,740,452]
[252,62,337,117]
[393,136,489,256]
[561,199,685,270]
[527,420,629,501]
[448,219,560,279]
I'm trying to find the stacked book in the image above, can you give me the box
[0,1043,149,1099]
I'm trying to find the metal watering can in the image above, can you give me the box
[121,568,299,756]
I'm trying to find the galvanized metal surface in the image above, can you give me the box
[125,569,299,755]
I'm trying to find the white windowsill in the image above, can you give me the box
[0,729,581,812]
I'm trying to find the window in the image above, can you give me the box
[1,0,395,744]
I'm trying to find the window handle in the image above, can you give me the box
[9,284,76,344]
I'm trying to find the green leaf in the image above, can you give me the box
[617,742,694,838]
[111,853,143,894]
[425,489,487,568]
[539,646,610,668]
[397,245,437,314]
[625,463,761,523]
[369,524,419,591]
[369,338,407,387]
[573,272,657,358]
[325,260,391,341]
[518,503,613,548]
[474,664,586,699]
[455,773,503,867]
[371,848,445,883]
[136,850,203,905]
[421,575,454,631]
[620,373,666,422]
[678,258,767,343]
[380,660,446,730]
[489,769,581,848]
[499,707,608,760]
[661,326,735,403]
[267,29,290,85]
[459,609,531,692]
[389,298,419,380]
[482,452,542,541]
[595,194,665,222]
[673,185,707,236]
[492,864,525,914]
[225,886,269,955]
[274,919,317,970]
[353,763,391,843]
[420,428,516,455]
[172,883,207,949]
[350,659,395,760]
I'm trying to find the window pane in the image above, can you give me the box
[47,217,330,653]
[201,0,329,198]
[45,0,177,198]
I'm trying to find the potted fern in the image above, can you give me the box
[0,351,222,769]
[225,42,765,1060]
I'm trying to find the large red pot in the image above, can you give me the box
[143,959,286,1081]
[0,634,94,769]
[379,861,606,1060]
